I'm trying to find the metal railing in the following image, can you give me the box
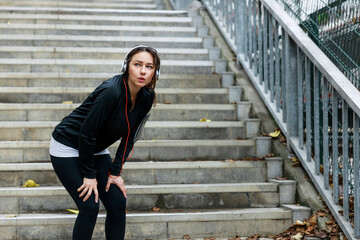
[201,0,360,239]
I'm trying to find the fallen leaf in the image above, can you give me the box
[7,21,11,24]
[22,179,40,188]
[269,129,281,138]
[6,215,16,218]
[205,237,216,240]
[164,101,171,104]
[65,70,71,74]
[225,159,234,162]
[152,207,161,212]
[192,181,199,184]
[290,157,298,163]
[318,212,326,217]
[66,209,79,214]
[62,101,73,104]
[292,232,302,240]
[183,235,191,239]
[295,220,305,225]
[275,177,289,180]
[199,118,211,122]
[308,214,317,225]
[315,231,328,238]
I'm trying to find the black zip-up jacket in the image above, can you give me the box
[52,74,154,178]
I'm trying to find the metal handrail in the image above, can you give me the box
[201,0,360,239]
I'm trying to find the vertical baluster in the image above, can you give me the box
[275,21,280,112]
[323,78,329,189]
[342,101,349,221]
[306,57,312,162]
[248,0,253,69]
[231,0,234,38]
[269,15,274,102]
[235,0,242,56]
[225,0,229,33]
[354,113,360,238]
[258,1,263,85]
[252,0,258,76]
[314,67,320,175]
[244,0,248,62]
[332,88,339,203]
[298,48,304,149]
[263,8,269,93]
[281,28,286,120]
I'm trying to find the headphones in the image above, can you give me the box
[121,45,160,81]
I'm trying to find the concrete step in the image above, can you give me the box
[0,138,272,163]
[0,58,215,74]
[0,208,292,239]
[0,103,238,121]
[0,46,217,60]
[0,7,188,17]
[0,120,250,141]
[0,73,223,88]
[0,87,228,104]
[0,183,280,214]
[0,35,206,49]
[0,1,158,10]
[0,14,193,27]
[0,160,267,187]
[0,24,202,38]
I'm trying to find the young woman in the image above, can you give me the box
[49,45,160,240]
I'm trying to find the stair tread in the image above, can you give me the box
[0,46,208,54]
[0,87,226,93]
[0,182,278,197]
[0,6,187,15]
[0,208,292,224]
[0,139,257,148]
[0,103,235,110]
[0,23,197,32]
[0,14,192,22]
[0,121,244,128]
[0,160,265,171]
[0,73,221,79]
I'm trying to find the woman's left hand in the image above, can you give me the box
[105,175,127,198]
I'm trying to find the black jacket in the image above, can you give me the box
[52,74,154,178]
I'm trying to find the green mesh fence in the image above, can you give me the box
[275,0,360,87]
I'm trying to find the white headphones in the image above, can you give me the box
[121,45,160,81]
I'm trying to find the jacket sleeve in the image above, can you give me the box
[109,93,154,176]
[78,86,118,179]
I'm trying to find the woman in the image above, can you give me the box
[49,45,160,240]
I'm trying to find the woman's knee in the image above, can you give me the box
[78,200,100,216]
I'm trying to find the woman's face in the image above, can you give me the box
[127,51,155,91]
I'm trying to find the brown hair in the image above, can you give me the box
[123,46,160,105]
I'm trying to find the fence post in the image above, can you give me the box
[285,33,298,150]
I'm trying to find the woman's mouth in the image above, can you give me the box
[138,77,145,82]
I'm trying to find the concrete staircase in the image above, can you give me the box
[0,0,310,239]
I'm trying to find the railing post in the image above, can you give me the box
[285,33,298,149]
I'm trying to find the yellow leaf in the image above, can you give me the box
[65,70,71,74]
[21,179,40,188]
[62,101,73,104]
[6,215,17,218]
[199,118,211,122]
[7,21,11,24]
[66,209,79,214]
[269,130,281,138]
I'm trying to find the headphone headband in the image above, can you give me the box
[121,45,160,80]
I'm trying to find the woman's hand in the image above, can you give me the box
[77,177,99,203]
[105,175,127,198]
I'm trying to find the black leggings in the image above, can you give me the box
[50,154,126,240]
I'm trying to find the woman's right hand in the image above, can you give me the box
[77,177,99,203]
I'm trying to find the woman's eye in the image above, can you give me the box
[147,65,154,69]
[135,63,141,66]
